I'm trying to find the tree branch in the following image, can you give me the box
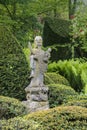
[2,3,13,20]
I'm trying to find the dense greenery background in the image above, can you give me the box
[0,0,87,129]
[0,25,29,100]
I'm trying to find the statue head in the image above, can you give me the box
[34,36,42,48]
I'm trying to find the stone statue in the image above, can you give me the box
[24,36,51,112]
[26,36,51,88]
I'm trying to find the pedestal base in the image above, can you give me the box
[23,85,49,113]
[22,100,49,113]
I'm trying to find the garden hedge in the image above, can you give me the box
[64,94,87,108]
[0,117,39,130]
[43,17,71,61]
[43,17,70,46]
[0,25,29,100]
[0,96,26,119]
[44,72,70,86]
[1,106,87,130]
[48,84,77,108]
[25,106,87,130]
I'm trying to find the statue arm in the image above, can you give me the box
[43,48,51,62]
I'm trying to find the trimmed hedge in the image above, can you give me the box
[0,25,29,100]
[1,106,87,130]
[43,17,71,61]
[44,72,70,86]
[0,117,40,130]
[0,96,26,119]
[65,99,87,108]
[25,106,87,130]
[43,17,70,46]
[64,94,87,108]
[48,84,77,108]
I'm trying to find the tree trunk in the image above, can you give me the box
[69,0,77,19]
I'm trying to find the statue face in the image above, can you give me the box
[34,36,42,47]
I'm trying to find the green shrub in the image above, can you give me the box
[0,96,26,119]
[65,100,87,108]
[48,59,87,93]
[64,94,87,108]
[1,106,87,130]
[0,25,29,100]
[0,117,40,130]
[43,17,71,61]
[48,84,77,108]
[44,72,70,86]
[25,106,87,130]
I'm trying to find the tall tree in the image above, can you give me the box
[0,0,69,47]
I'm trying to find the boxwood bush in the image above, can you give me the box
[0,25,29,100]
[1,106,87,130]
[44,72,70,86]
[0,96,26,119]
[0,117,40,130]
[43,17,71,61]
[64,94,87,108]
[25,106,87,130]
[65,100,87,108]
[48,84,77,108]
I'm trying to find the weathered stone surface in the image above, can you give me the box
[23,36,51,113]
[27,36,51,88]
[25,86,48,93]
[26,86,48,101]
[23,100,49,113]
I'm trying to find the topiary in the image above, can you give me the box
[65,100,87,108]
[24,106,87,130]
[48,84,77,108]
[43,17,70,47]
[43,17,71,61]
[0,96,26,119]
[0,117,40,130]
[44,72,70,86]
[0,25,29,100]
[64,94,87,108]
[1,106,87,130]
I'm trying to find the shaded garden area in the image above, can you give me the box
[0,0,87,129]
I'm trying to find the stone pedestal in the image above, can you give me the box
[23,100,49,113]
[23,85,49,113]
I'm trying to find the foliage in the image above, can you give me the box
[64,94,87,108]
[0,117,40,130]
[48,84,77,108]
[0,0,69,47]
[0,96,26,119]
[0,0,42,47]
[0,25,29,100]
[48,59,87,93]
[44,72,70,86]
[28,0,68,18]
[43,17,70,46]
[43,17,71,61]
[1,106,87,130]
[69,3,87,58]
[65,99,87,108]
[24,106,87,130]
[23,48,30,67]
